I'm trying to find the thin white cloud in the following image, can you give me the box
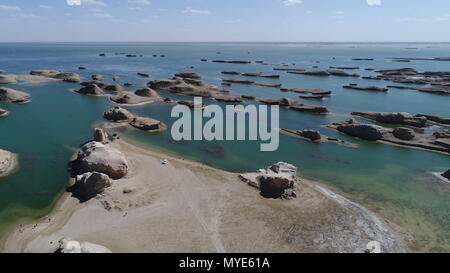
[66,0,106,6]
[89,8,113,18]
[367,0,381,6]
[182,7,211,15]
[283,0,302,6]
[39,5,52,9]
[0,5,21,11]
[128,0,151,5]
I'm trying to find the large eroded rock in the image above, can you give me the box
[239,162,298,199]
[337,123,383,141]
[103,106,134,122]
[73,141,129,179]
[70,172,112,202]
[0,87,31,104]
[0,149,17,177]
[75,84,104,95]
[129,116,166,132]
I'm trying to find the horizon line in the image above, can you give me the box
[1,41,450,44]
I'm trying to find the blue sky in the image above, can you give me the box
[1,0,449,42]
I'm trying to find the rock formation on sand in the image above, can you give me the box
[80,80,109,89]
[91,74,103,81]
[137,72,150,77]
[0,75,17,84]
[239,162,298,199]
[56,238,112,253]
[288,70,360,77]
[147,75,220,98]
[370,68,450,95]
[336,121,384,141]
[213,95,243,104]
[103,107,134,122]
[212,60,251,64]
[393,127,416,141]
[0,87,31,103]
[352,112,428,128]
[343,84,388,92]
[0,109,9,117]
[72,141,129,179]
[31,70,81,82]
[282,88,332,96]
[280,129,358,148]
[129,117,166,132]
[75,84,104,96]
[416,114,450,125]
[110,91,161,105]
[134,88,159,97]
[69,172,112,202]
[326,119,450,154]
[442,170,450,181]
[297,130,321,141]
[30,70,81,83]
[257,97,329,114]
[104,84,124,93]
[174,72,202,79]
[0,149,17,177]
[93,128,108,143]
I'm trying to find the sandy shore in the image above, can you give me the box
[0,139,410,253]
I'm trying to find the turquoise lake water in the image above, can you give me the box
[0,43,449,251]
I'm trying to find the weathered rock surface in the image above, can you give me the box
[93,128,108,143]
[104,106,134,122]
[212,60,251,64]
[221,71,241,75]
[0,75,17,84]
[288,69,360,77]
[393,127,416,140]
[148,76,220,98]
[0,108,9,117]
[0,149,17,177]
[416,114,450,125]
[213,95,243,104]
[56,238,112,253]
[290,104,329,114]
[72,141,129,179]
[433,130,450,139]
[134,88,159,97]
[80,81,109,89]
[75,84,104,96]
[283,88,332,96]
[54,72,81,83]
[221,78,254,84]
[298,130,321,141]
[70,172,112,202]
[110,91,161,105]
[258,97,297,107]
[443,170,450,181]
[343,84,388,92]
[0,87,31,103]
[104,84,124,93]
[30,70,81,83]
[333,121,384,141]
[352,112,428,128]
[239,162,297,199]
[91,74,103,81]
[137,72,150,77]
[326,119,450,154]
[113,76,120,82]
[129,117,166,132]
[174,72,201,79]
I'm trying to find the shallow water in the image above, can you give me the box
[0,43,449,251]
